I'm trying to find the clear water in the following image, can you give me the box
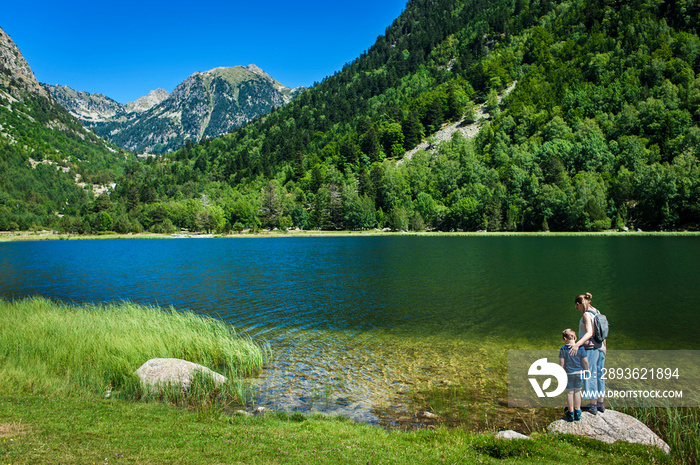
[1,236,698,422]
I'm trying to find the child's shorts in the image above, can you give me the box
[566,373,583,391]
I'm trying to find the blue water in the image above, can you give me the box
[1,236,698,421]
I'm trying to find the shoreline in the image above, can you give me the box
[2,229,700,242]
[1,294,695,462]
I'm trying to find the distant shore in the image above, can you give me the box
[2,228,700,242]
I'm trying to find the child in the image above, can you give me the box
[559,328,589,422]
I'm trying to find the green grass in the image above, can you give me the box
[0,297,688,464]
[398,342,699,464]
[618,405,700,465]
[0,297,265,403]
[0,395,674,464]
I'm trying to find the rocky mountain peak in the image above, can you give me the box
[124,88,169,113]
[0,26,49,101]
[246,64,265,76]
[116,64,303,153]
[40,61,304,154]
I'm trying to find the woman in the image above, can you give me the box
[569,292,606,414]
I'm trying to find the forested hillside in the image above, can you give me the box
[0,27,133,232]
[14,0,700,233]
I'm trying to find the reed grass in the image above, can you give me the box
[615,404,700,464]
[0,297,266,404]
[406,345,698,464]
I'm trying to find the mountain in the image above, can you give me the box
[124,88,170,114]
[44,85,168,124]
[101,0,700,235]
[0,26,132,232]
[45,65,303,155]
[0,29,50,102]
[5,0,700,234]
[43,84,128,123]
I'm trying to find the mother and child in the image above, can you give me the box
[559,292,607,422]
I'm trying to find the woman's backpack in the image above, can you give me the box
[586,309,609,344]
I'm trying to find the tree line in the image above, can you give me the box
[4,0,700,233]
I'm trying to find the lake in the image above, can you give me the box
[1,235,698,424]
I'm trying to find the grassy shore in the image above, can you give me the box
[0,297,264,402]
[2,228,700,242]
[0,394,673,465]
[0,298,686,464]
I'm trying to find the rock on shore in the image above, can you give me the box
[547,409,670,454]
[496,430,530,440]
[136,358,227,391]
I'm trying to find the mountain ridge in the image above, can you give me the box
[44,64,304,154]
[0,27,50,102]
[124,88,170,114]
[43,84,130,123]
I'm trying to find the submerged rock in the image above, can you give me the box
[135,358,227,391]
[547,409,670,454]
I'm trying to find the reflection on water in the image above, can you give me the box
[1,236,698,423]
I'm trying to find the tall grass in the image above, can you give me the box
[406,344,698,464]
[0,297,266,403]
[617,404,700,464]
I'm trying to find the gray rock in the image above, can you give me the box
[44,84,124,122]
[124,88,170,114]
[135,358,227,391]
[0,27,50,100]
[547,409,670,454]
[254,406,267,416]
[496,430,530,440]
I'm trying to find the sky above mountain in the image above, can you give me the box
[3,0,406,104]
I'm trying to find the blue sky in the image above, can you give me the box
[3,0,407,103]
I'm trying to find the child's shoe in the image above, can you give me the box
[596,401,605,413]
[588,404,597,415]
[574,409,582,421]
[564,409,574,422]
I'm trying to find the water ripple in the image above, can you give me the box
[1,236,699,422]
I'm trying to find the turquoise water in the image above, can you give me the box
[1,236,698,421]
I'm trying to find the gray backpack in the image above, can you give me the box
[587,309,609,344]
